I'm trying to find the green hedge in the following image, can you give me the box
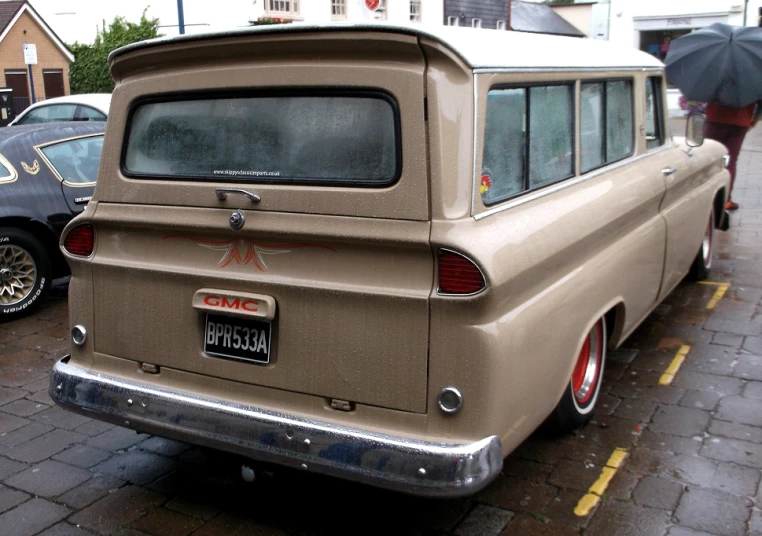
[69,11,161,94]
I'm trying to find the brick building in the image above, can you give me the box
[0,1,73,113]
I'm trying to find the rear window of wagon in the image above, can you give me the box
[122,92,401,186]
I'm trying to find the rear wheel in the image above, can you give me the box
[546,317,607,434]
[688,208,714,281]
[0,228,51,321]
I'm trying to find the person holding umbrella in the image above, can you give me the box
[666,23,762,210]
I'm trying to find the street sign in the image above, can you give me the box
[23,43,37,65]
[365,0,380,11]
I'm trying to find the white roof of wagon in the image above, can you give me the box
[110,22,663,71]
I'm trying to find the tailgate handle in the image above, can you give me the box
[216,188,261,203]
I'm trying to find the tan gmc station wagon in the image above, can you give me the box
[50,23,730,497]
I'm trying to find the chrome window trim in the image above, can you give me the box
[474,143,673,221]
[0,153,18,184]
[474,67,664,74]
[34,133,104,188]
[470,75,479,216]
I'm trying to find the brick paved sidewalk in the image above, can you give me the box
[0,125,760,535]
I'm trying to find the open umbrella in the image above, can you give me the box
[665,23,762,108]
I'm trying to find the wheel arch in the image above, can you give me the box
[604,302,626,348]
[713,187,727,230]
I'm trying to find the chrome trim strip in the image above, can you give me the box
[474,143,673,221]
[474,67,664,74]
[471,75,479,216]
[50,357,503,498]
[0,153,18,185]
[436,248,487,297]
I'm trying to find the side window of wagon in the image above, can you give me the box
[580,79,635,173]
[645,76,665,150]
[481,84,574,205]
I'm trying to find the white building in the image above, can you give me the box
[27,0,443,45]
[607,0,761,52]
[546,0,762,116]
[252,0,442,26]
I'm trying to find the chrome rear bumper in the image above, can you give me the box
[50,357,503,497]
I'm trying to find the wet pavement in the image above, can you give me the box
[0,122,761,535]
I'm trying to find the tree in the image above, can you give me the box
[545,0,575,5]
[69,10,161,94]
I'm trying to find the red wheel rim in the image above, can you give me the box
[571,322,603,405]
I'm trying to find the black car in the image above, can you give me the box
[0,122,105,320]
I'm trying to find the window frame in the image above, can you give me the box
[0,153,18,184]
[34,133,104,187]
[265,0,299,17]
[472,18,482,28]
[409,0,422,22]
[119,88,404,189]
[331,0,347,20]
[496,20,506,30]
[645,76,666,150]
[447,16,459,26]
[578,77,636,175]
[481,81,576,207]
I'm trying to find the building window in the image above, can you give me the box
[472,19,482,28]
[410,0,421,22]
[266,0,299,16]
[496,20,506,30]
[374,0,387,20]
[447,16,459,26]
[331,0,346,19]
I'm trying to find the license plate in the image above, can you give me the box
[204,313,272,364]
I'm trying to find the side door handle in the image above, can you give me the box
[661,167,678,176]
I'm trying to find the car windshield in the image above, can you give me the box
[39,135,104,184]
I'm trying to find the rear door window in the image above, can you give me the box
[75,105,107,122]
[39,135,103,185]
[123,93,400,186]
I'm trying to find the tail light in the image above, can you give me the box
[438,249,486,295]
[63,224,95,257]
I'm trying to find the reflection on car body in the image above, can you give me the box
[50,23,729,497]
[0,122,105,320]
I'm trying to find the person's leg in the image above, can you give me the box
[705,122,748,209]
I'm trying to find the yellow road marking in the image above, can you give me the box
[574,448,628,517]
[658,345,691,385]
[697,281,730,309]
